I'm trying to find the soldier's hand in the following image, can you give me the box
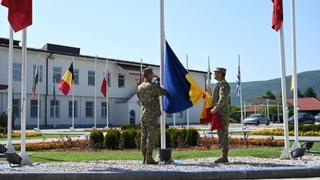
[210,107,217,114]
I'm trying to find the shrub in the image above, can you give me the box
[185,129,199,147]
[89,130,104,148]
[119,130,137,149]
[135,131,141,150]
[104,129,120,149]
[121,124,139,130]
[169,128,186,148]
[156,128,172,148]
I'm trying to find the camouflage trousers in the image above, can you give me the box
[217,114,229,154]
[140,116,158,154]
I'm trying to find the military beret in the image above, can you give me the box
[143,68,154,77]
[214,67,227,74]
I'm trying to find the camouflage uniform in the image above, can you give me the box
[213,77,230,162]
[137,78,166,164]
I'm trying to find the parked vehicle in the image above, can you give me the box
[314,113,320,123]
[243,114,270,126]
[288,113,316,124]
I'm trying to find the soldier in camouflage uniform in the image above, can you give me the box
[211,67,230,163]
[137,68,166,164]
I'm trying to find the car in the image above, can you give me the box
[243,114,270,126]
[314,113,320,123]
[288,112,316,124]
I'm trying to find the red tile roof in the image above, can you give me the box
[287,98,320,111]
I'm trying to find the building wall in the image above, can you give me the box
[0,46,207,129]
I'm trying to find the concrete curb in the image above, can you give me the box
[1,166,320,180]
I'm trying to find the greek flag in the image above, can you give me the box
[236,62,241,97]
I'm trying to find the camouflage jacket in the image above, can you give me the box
[212,79,230,117]
[137,80,167,117]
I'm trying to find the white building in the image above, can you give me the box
[0,38,208,129]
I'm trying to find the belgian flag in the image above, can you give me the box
[163,41,204,113]
[59,62,73,96]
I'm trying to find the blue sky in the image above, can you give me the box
[0,0,319,82]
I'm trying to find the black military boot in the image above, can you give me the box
[146,152,158,165]
[215,150,229,163]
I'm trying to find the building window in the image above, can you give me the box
[13,63,21,81]
[101,102,107,118]
[88,71,95,86]
[167,113,173,118]
[30,100,39,118]
[53,66,61,83]
[73,69,79,85]
[118,74,125,88]
[86,101,94,118]
[33,65,43,82]
[50,100,60,117]
[12,99,20,118]
[178,112,183,118]
[68,101,78,118]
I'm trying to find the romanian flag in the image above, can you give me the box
[59,63,73,96]
[1,0,32,32]
[163,41,204,113]
[200,92,212,124]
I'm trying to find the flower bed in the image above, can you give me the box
[251,128,320,136]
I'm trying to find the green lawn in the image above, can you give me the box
[29,142,320,163]
[28,147,281,162]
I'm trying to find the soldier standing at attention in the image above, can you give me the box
[137,68,166,164]
[211,67,230,163]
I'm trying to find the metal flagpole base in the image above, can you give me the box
[291,140,300,151]
[155,148,174,164]
[6,143,16,153]
[70,127,74,131]
[280,147,290,159]
[20,151,33,166]
[33,128,40,132]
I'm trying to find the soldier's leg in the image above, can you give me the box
[215,117,229,163]
[146,119,158,164]
[140,120,148,163]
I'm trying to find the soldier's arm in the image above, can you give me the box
[214,82,229,112]
[151,83,167,96]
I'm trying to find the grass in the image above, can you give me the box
[28,142,320,163]
[29,147,282,162]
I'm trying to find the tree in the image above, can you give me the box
[258,90,276,100]
[304,87,317,98]
[297,89,304,98]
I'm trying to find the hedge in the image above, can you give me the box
[89,130,104,148]
[104,129,121,149]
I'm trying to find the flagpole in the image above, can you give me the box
[160,0,166,149]
[6,27,15,153]
[140,58,143,84]
[94,56,97,129]
[106,58,109,129]
[53,83,56,129]
[186,54,190,128]
[71,57,75,130]
[290,0,300,151]
[207,56,211,93]
[37,62,40,132]
[20,29,32,165]
[238,55,244,124]
[279,27,290,159]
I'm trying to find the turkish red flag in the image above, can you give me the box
[1,0,32,32]
[100,74,107,97]
[272,0,283,31]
